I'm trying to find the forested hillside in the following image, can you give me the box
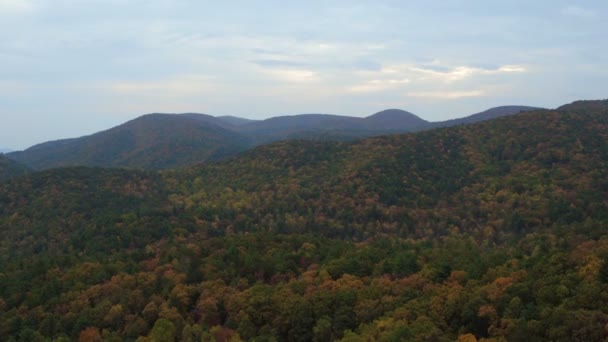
[7,106,536,171]
[432,105,542,128]
[1,101,607,341]
[0,155,29,182]
[7,114,250,170]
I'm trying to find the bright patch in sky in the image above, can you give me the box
[407,90,486,99]
[0,1,607,149]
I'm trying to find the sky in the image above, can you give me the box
[1,0,607,150]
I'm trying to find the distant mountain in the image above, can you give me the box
[232,110,430,145]
[235,114,368,144]
[0,148,13,153]
[0,155,29,181]
[432,105,542,128]
[216,115,258,126]
[233,106,536,145]
[8,114,250,170]
[241,114,363,131]
[364,109,429,131]
[8,104,541,170]
[240,110,427,132]
[178,113,242,130]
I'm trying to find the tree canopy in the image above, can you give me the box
[1,102,608,341]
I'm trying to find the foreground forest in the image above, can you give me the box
[1,100,608,341]
[0,155,29,182]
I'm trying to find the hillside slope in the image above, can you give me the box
[172,101,606,240]
[7,105,535,171]
[432,105,541,128]
[0,155,29,181]
[1,100,607,340]
[8,114,250,170]
[236,110,430,144]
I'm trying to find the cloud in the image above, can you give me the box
[106,75,216,95]
[359,63,526,82]
[261,68,320,83]
[348,78,410,93]
[406,90,485,99]
[409,64,527,82]
[1,0,607,151]
[561,6,596,18]
[0,80,31,94]
[0,0,33,12]
[497,65,527,73]
[347,62,526,93]
[252,59,308,68]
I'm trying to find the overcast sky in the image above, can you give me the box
[1,0,607,150]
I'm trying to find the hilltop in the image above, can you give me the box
[7,105,538,171]
[7,114,250,170]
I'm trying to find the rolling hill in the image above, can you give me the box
[235,109,431,145]
[432,105,541,127]
[0,100,607,341]
[216,115,258,126]
[7,114,251,170]
[6,105,538,171]
[0,155,29,181]
[363,108,430,130]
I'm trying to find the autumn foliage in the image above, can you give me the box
[1,101,608,341]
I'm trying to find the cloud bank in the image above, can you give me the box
[0,1,607,148]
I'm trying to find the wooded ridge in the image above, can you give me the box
[0,100,607,341]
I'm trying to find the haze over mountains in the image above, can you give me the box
[6,105,539,171]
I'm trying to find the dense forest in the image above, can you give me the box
[1,100,608,341]
[0,155,29,182]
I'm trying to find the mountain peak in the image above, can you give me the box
[364,109,428,130]
[367,108,418,118]
[8,113,250,170]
